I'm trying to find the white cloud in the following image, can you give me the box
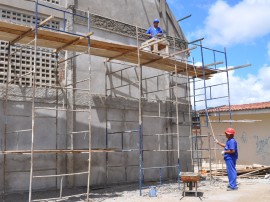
[193,0,270,46]
[191,65,270,109]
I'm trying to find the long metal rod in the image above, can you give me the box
[37,2,88,19]
[32,193,88,202]
[208,133,212,181]
[177,14,192,22]
[200,41,209,127]
[34,107,90,112]
[2,41,11,201]
[29,0,38,201]
[104,60,109,185]
[58,51,87,64]
[6,129,32,135]
[86,10,92,202]
[216,64,251,72]
[195,82,228,90]
[224,48,232,126]
[192,78,198,170]
[136,26,143,196]
[33,171,89,178]
[173,42,181,190]
[35,84,91,92]
[142,165,178,170]
[185,60,193,179]
[54,52,59,193]
[64,78,90,87]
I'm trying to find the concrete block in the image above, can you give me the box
[107,167,125,183]
[6,170,56,192]
[108,153,125,167]
[126,166,139,182]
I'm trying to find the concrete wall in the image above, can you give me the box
[200,111,270,166]
[76,0,186,38]
[0,0,193,194]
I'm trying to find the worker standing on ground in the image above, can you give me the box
[215,128,238,191]
[146,19,163,38]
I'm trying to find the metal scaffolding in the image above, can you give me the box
[104,26,199,195]
[0,1,252,201]
[186,39,251,177]
[2,1,93,201]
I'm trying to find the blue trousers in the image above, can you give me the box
[225,158,237,189]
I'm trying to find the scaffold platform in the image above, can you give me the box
[0,20,217,78]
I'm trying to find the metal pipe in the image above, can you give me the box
[29,1,38,201]
[32,193,88,202]
[60,176,63,199]
[63,11,66,31]
[104,60,109,185]
[58,52,87,64]
[86,10,92,202]
[177,14,192,22]
[64,78,90,87]
[136,26,143,196]
[208,133,212,182]
[37,2,88,19]
[194,82,228,90]
[195,95,229,103]
[200,40,209,127]
[6,129,32,134]
[142,115,177,119]
[33,171,89,178]
[174,55,181,191]
[2,41,12,201]
[224,48,232,126]
[142,165,178,170]
[188,38,204,44]
[202,46,225,53]
[107,130,139,134]
[34,107,90,112]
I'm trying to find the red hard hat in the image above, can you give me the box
[225,128,235,135]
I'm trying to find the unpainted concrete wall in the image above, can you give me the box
[201,112,270,166]
[0,0,193,194]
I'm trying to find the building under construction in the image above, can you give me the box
[0,0,251,201]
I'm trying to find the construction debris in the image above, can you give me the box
[203,164,270,178]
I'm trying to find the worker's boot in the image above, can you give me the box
[227,187,238,191]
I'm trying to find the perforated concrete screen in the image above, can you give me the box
[0,41,58,87]
[0,8,60,87]
[0,9,59,29]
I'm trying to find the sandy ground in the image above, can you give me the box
[3,177,270,202]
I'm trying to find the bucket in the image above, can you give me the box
[149,186,157,197]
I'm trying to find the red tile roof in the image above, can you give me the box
[206,101,270,113]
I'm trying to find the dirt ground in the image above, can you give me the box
[3,177,270,202]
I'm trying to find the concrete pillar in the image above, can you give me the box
[65,0,75,188]
[166,74,174,178]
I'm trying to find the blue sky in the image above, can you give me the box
[167,0,270,105]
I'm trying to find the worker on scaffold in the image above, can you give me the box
[215,128,238,191]
[146,19,163,38]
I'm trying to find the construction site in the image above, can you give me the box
[0,0,269,201]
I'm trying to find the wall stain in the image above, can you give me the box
[240,132,248,144]
[254,135,270,155]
